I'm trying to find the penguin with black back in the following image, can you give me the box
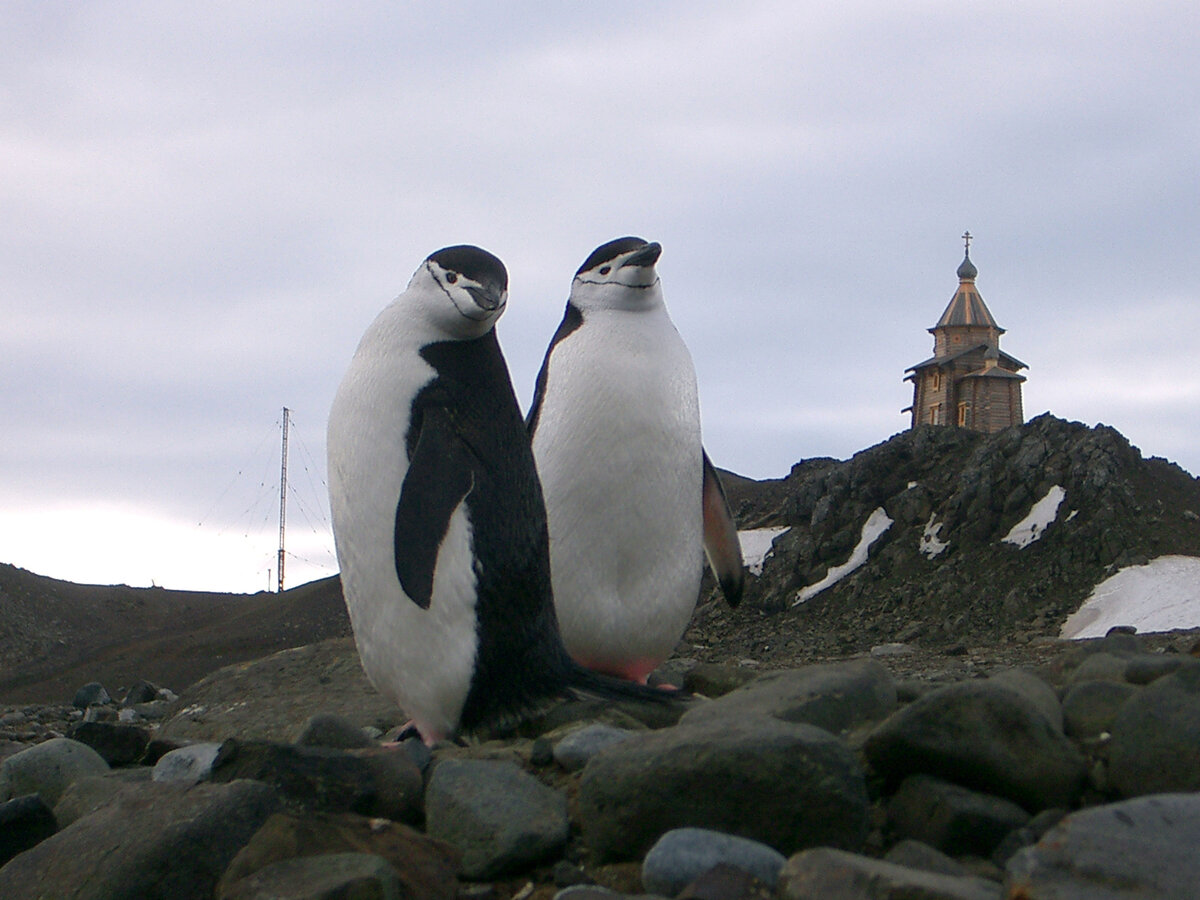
[527,237,745,683]
[327,245,674,745]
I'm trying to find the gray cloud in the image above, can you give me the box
[3,1,1198,590]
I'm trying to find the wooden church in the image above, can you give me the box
[904,234,1026,433]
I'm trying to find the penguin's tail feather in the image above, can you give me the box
[564,663,690,705]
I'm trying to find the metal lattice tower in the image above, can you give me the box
[277,407,290,592]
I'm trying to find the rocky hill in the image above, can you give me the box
[2,414,1198,705]
[697,413,1200,662]
[0,568,350,704]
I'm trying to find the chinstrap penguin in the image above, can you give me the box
[527,236,744,683]
[327,245,674,745]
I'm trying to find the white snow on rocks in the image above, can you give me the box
[793,507,893,605]
[919,514,948,559]
[738,527,791,576]
[1060,555,1200,639]
[1002,485,1067,548]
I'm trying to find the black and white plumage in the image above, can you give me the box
[528,237,745,683]
[327,245,669,745]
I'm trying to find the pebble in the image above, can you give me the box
[1006,793,1200,897]
[1060,679,1137,739]
[579,713,869,861]
[1107,663,1200,796]
[641,827,786,896]
[70,682,111,710]
[886,774,1030,858]
[425,757,568,880]
[677,658,896,734]
[0,737,110,805]
[0,779,280,900]
[152,741,222,783]
[864,678,1088,811]
[552,724,637,772]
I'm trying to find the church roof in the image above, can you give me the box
[930,250,1004,333]
[906,342,1028,373]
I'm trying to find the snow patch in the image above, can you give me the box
[738,527,791,576]
[1060,555,1200,639]
[919,514,948,559]
[793,507,893,605]
[1002,485,1066,548]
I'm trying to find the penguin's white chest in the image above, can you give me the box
[327,342,479,742]
[532,309,704,680]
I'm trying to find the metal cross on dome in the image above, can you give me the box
[962,231,973,253]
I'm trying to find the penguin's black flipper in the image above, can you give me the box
[394,408,475,610]
[702,450,745,606]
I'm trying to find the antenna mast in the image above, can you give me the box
[277,407,290,593]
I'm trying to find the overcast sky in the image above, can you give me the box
[4,2,1198,593]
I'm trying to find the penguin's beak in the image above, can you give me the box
[467,284,505,312]
[621,241,662,269]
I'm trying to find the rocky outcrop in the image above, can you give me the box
[705,414,1200,658]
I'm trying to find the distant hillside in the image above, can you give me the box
[4,414,1199,703]
[699,413,1200,660]
[0,567,349,703]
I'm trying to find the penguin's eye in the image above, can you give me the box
[445,272,458,284]
[599,266,611,275]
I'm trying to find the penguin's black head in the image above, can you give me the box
[414,245,509,337]
[575,236,659,276]
[570,237,663,311]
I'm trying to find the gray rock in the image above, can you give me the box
[552,888,628,899]
[126,700,174,722]
[295,713,375,749]
[1006,793,1200,898]
[208,739,422,823]
[1066,652,1130,686]
[72,683,112,710]
[987,667,1062,732]
[1061,679,1137,739]
[864,680,1088,811]
[1108,664,1200,796]
[0,737,110,805]
[1124,653,1197,685]
[152,742,222,783]
[886,774,1030,858]
[69,721,151,766]
[990,808,1068,869]
[883,839,969,877]
[121,680,161,707]
[779,847,1003,900]
[641,827,786,896]
[679,659,897,734]
[218,851,402,900]
[425,758,568,880]
[0,779,280,900]
[578,715,869,861]
[217,810,459,900]
[553,724,637,772]
[0,794,57,866]
[53,775,148,827]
